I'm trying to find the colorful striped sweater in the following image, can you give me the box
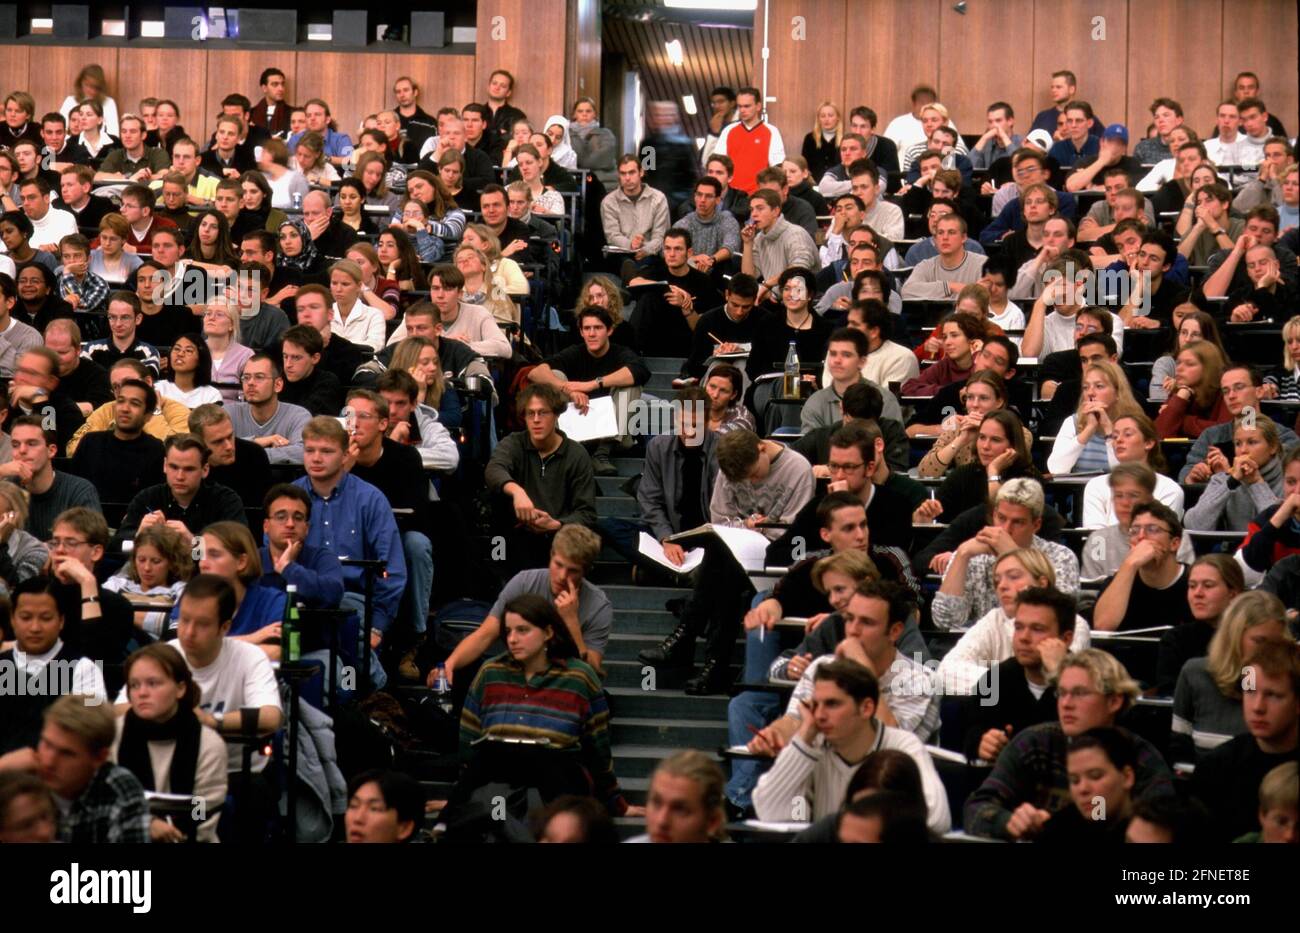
[460,654,625,812]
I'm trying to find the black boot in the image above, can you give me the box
[684,657,732,696]
[638,619,695,666]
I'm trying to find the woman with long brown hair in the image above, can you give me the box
[1155,341,1229,439]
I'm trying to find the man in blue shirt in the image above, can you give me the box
[980,150,1078,245]
[287,98,354,168]
[1048,102,1100,169]
[294,417,406,690]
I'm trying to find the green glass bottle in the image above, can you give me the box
[284,585,301,663]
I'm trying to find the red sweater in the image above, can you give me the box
[1154,392,1230,439]
[914,321,1007,362]
[717,120,781,195]
[900,355,974,397]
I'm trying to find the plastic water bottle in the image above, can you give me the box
[434,667,453,715]
[283,585,301,663]
[783,341,800,399]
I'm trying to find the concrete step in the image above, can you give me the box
[596,475,636,496]
[602,584,691,611]
[612,744,724,779]
[646,372,680,392]
[610,716,730,748]
[644,357,688,373]
[596,495,638,518]
[606,686,730,721]
[607,609,682,635]
[611,457,646,477]
[603,636,746,666]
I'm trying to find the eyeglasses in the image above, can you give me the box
[269,510,307,523]
[47,537,88,550]
[827,461,865,473]
[1058,687,1102,700]
[524,410,554,420]
[1127,523,1171,539]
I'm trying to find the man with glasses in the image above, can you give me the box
[1047,102,1100,169]
[1092,501,1194,632]
[148,138,218,207]
[79,292,161,376]
[111,433,246,551]
[964,647,1173,840]
[2,415,100,542]
[981,149,1078,245]
[64,358,189,457]
[41,508,136,665]
[1180,365,1299,483]
[223,354,310,465]
[67,377,165,503]
[257,483,344,609]
[485,383,597,576]
[3,347,85,456]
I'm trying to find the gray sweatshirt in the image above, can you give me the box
[225,400,312,464]
[709,444,814,541]
[1183,458,1283,532]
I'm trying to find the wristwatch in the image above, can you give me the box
[596,377,604,390]
[988,474,1003,482]
[81,595,100,605]
[212,711,226,730]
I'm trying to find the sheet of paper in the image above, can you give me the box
[741,820,811,832]
[638,532,705,574]
[710,524,774,572]
[558,395,619,442]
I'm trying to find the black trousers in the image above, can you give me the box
[680,539,755,665]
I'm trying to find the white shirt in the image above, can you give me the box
[154,381,224,408]
[1205,135,1251,167]
[861,339,920,388]
[331,300,388,352]
[787,653,941,743]
[936,606,1092,696]
[11,639,107,700]
[988,302,1026,332]
[60,95,120,137]
[29,206,78,249]
[1081,472,1186,527]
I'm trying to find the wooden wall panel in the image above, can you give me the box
[292,51,388,146]
[843,0,941,133]
[754,0,846,149]
[116,48,206,143]
[1125,0,1223,138]
[26,47,117,123]
[475,0,569,125]
[382,54,477,115]
[204,50,299,141]
[0,47,31,112]
[1030,0,1129,136]
[938,0,1035,132]
[1221,0,1299,134]
[567,0,602,111]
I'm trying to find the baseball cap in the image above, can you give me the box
[1025,129,1053,151]
[1102,123,1129,144]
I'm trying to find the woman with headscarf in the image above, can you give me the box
[277,216,322,277]
[544,115,579,170]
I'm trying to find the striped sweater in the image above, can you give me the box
[460,654,624,811]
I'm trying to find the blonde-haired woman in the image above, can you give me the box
[801,101,844,183]
[390,335,447,412]
[203,299,253,402]
[1184,413,1285,531]
[936,548,1090,694]
[455,244,517,326]
[1171,590,1291,763]
[1155,340,1228,439]
[574,275,635,347]
[1046,360,1142,474]
[461,224,528,297]
[0,481,49,588]
[1262,315,1300,401]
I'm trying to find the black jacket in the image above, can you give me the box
[279,366,344,416]
[112,480,248,551]
[207,439,273,508]
[791,417,910,475]
[636,431,720,541]
[963,659,1060,762]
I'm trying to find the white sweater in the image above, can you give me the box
[936,606,1092,696]
[1081,472,1186,527]
[1046,417,1120,475]
[753,728,951,833]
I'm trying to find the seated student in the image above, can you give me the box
[1241,447,1300,574]
[485,384,598,575]
[899,313,986,401]
[177,522,287,660]
[1148,307,1224,402]
[1082,463,1195,577]
[277,324,344,416]
[917,372,1031,478]
[626,750,727,843]
[1177,182,1243,267]
[752,658,951,832]
[1093,501,1194,633]
[1235,761,1298,844]
[188,404,273,510]
[1203,208,1298,301]
[452,594,631,817]
[1113,231,1189,330]
[1184,414,1285,533]
[801,328,902,433]
[1081,414,1184,526]
[765,579,940,744]
[112,433,247,552]
[690,364,752,436]
[790,746,930,843]
[0,481,45,591]
[941,561,1086,706]
[223,261,289,353]
[256,483,345,611]
[933,479,1080,631]
[68,377,165,503]
[0,693,149,843]
[112,642,227,842]
[1037,727,1140,844]
[0,576,107,755]
[625,227,721,357]
[54,234,110,315]
[1036,322,1122,424]
[1183,365,1299,483]
[39,318,112,420]
[0,770,58,842]
[80,290,162,375]
[907,329,1021,432]
[847,300,919,389]
[900,214,986,300]
[1193,640,1300,842]
[1046,361,1142,475]
[1018,253,1095,359]
[744,266,832,385]
[287,285,374,390]
[681,274,766,381]
[4,416,100,542]
[224,354,312,465]
[1171,589,1288,764]
[435,525,609,690]
[344,769,425,844]
[965,648,1172,839]
[154,335,223,409]
[103,524,193,639]
[1224,244,1299,324]
[1154,342,1230,440]
[40,508,135,670]
[1263,315,1300,401]
[374,370,459,472]
[66,358,191,457]
[929,410,1041,522]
